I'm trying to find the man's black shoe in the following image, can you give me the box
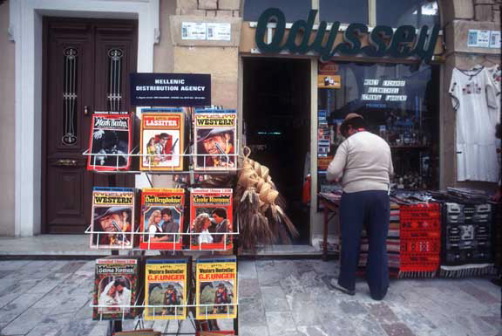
[322,275,355,296]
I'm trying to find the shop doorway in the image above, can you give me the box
[243,57,311,243]
[42,18,137,233]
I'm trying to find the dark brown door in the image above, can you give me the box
[42,18,137,233]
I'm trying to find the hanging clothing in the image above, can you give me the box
[449,67,500,182]
[486,65,501,126]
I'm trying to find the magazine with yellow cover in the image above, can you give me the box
[195,255,237,320]
[144,257,190,320]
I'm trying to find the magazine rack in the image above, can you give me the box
[85,149,240,336]
[83,150,240,175]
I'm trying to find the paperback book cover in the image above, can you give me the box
[195,255,237,320]
[93,257,139,320]
[90,187,135,249]
[87,112,132,171]
[189,188,233,250]
[144,257,190,320]
[139,188,185,250]
[193,110,237,171]
[140,109,185,171]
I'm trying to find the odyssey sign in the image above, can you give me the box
[255,8,440,63]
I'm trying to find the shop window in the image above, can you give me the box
[317,62,440,194]
[243,0,312,22]
[376,0,439,27]
[319,0,368,25]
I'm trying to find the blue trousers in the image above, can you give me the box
[338,190,390,300]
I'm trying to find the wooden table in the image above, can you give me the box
[318,193,341,261]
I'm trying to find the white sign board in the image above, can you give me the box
[207,23,231,41]
[182,22,231,41]
[182,22,207,40]
[489,31,501,49]
[467,29,491,48]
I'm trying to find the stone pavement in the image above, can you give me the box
[0,259,500,336]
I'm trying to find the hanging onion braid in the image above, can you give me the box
[234,147,298,250]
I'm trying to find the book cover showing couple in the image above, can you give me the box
[139,188,185,250]
[93,257,139,320]
[190,188,233,251]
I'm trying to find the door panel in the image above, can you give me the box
[43,18,137,234]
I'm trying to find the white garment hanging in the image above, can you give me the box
[486,65,501,126]
[449,66,500,182]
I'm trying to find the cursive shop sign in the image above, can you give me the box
[255,8,440,63]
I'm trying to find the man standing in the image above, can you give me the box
[213,283,233,314]
[160,208,179,242]
[210,208,229,243]
[95,207,132,246]
[325,113,393,300]
[162,284,179,315]
[155,133,172,162]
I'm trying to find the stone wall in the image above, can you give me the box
[171,0,242,109]
[152,0,242,188]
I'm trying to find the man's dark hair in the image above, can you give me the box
[211,208,227,219]
[160,133,169,139]
[114,278,127,287]
[161,208,172,217]
[340,117,367,137]
[102,131,119,150]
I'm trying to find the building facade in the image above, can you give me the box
[0,0,500,243]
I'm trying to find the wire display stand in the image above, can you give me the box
[85,227,239,252]
[83,146,240,175]
[85,149,240,336]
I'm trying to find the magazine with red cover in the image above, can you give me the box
[140,109,185,171]
[190,188,233,250]
[193,110,237,172]
[90,187,135,249]
[87,112,132,171]
[139,188,185,250]
[93,257,139,320]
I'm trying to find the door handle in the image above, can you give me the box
[84,105,90,116]
[55,159,78,166]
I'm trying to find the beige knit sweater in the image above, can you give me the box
[326,131,394,193]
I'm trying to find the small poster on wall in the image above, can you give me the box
[317,75,341,89]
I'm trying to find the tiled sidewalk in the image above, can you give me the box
[0,259,500,336]
[238,259,501,336]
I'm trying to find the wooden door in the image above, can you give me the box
[42,18,137,233]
